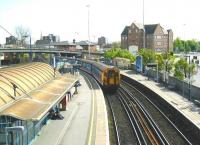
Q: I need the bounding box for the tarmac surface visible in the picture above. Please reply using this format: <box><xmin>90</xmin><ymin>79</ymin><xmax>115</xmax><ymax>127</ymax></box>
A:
<box><xmin>121</xmin><ymin>70</ymin><xmax>200</xmax><ymax>129</ymax></box>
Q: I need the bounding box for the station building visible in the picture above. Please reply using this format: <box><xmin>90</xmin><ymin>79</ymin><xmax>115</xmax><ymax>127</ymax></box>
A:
<box><xmin>0</xmin><ymin>62</ymin><xmax>79</xmax><ymax>145</ymax></box>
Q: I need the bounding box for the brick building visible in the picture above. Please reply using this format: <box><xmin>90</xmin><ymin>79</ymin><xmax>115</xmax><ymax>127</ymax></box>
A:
<box><xmin>121</xmin><ymin>22</ymin><xmax>173</xmax><ymax>53</ymax></box>
<box><xmin>98</xmin><ymin>36</ymin><xmax>107</xmax><ymax>48</ymax></box>
<box><xmin>6</xmin><ymin>36</ymin><xmax>17</xmax><ymax>45</ymax></box>
<box><xmin>36</xmin><ymin>34</ymin><xmax>60</xmax><ymax>47</ymax></box>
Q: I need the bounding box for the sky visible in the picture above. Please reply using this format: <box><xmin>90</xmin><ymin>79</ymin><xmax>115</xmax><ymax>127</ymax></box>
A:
<box><xmin>0</xmin><ymin>0</ymin><xmax>200</xmax><ymax>44</ymax></box>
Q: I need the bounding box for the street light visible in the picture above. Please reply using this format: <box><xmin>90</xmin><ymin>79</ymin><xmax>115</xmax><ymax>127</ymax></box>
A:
<box><xmin>164</xmin><ymin>59</ymin><xmax>169</xmax><ymax>87</ymax></box>
<box><xmin>183</xmin><ymin>24</ymin><xmax>186</xmax><ymax>53</ymax></box>
<box><xmin>23</xmin><ymin>35</ymin><xmax>32</xmax><ymax>62</ymax></box>
<box><xmin>142</xmin><ymin>0</ymin><xmax>145</xmax><ymax>48</ymax></box>
<box><xmin>86</xmin><ymin>4</ymin><xmax>91</xmax><ymax>59</ymax></box>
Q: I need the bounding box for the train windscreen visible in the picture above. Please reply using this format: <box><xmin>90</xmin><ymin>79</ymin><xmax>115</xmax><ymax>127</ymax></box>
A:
<box><xmin>107</xmin><ymin>70</ymin><xmax>115</xmax><ymax>78</ymax></box>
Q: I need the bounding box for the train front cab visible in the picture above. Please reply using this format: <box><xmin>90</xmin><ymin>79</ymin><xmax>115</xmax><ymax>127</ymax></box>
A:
<box><xmin>102</xmin><ymin>68</ymin><xmax>120</xmax><ymax>91</ymax></box>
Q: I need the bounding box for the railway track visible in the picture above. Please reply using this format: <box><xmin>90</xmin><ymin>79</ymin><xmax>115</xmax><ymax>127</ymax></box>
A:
<box><xmin>81</xmin><ymin>70</ymin><xmax>192</xmax><ymax>145</ymax></box>
<box><xmin>106</xmin><ymin>92</ymin><xmax>141</xmax><ymax>145</ymax></box>
<box><xmin>121</xmin><ymin>79</ymin><xmax>192</xmax><ymax>145</ymax></box>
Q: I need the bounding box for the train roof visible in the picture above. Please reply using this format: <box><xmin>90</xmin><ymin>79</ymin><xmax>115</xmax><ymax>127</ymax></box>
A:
<box><xmin>79</xmin><ymin>59</ymin><xmax>117</xmax><ymax>71</ymax></box>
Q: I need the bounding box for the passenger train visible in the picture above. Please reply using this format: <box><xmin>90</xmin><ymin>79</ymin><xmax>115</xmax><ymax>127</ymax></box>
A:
<box><xmin>77</xmin><ymin>59</ymin><xmax>120</xmax><ymax>92</ymax></box>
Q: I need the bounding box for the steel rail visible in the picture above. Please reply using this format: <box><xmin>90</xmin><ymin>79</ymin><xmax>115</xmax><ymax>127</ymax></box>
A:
<box><xmin>106</xmin><ymin>95</ymin><xmax>121</xmax><ymax>145</ymax></box>
<box><xmin>119</xmin><ymin>85</ymin><xmax>169</xmax><ymax>145</ymax></box>
<box><xmin>121</xmin><ymin>79</ymin><xmax>192</xmax><ymax>145</ymax></box>
<box><xmin>118</xmin><ymin>87</ymin><xmax>160</xmax><ymax>145</ymax></box>
<box><xmin>117</xmin><ymin>91</ymin><xmax>147</xmax><ymax>145</ymax></box>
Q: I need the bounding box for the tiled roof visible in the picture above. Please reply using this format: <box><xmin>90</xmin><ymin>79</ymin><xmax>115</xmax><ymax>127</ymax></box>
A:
<box><xmin>144</xmin><ymin>24</ymin><xmax>158</xmax><ymax>34</ymax></box>
<box><xmin>121</xmin><ymin>26</ymin><xmax>130</xmax><ymax>36</ymax></box>
<box><xmin>77</xmin><ymin>40</ymin><xmax>95</xmax><ymax>46</ymax></box>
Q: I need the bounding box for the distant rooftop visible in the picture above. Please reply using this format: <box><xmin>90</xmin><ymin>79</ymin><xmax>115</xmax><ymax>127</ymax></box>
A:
<box><xmin>144</xmin><ymin>24</ymin><xmax>158</xmax><ymax>34</ymax></box>
<box><xmin>77</xmin><ymin>40</ymin><xmax>96</xmax><ymax>46</ymax></box>
<box><xmin>51</xmin><ymin>41</ymin><xmax>75</xmax><ymax>46</ymax></box>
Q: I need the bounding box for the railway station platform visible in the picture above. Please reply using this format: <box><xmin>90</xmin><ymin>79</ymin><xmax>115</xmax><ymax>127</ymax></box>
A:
<box><xmin>31</xmin><ymin>73</ymin><xmax>109</xmax><ymax>145</ymax></box>
<box><xmin>0</xmin><ymin>62</ymin><xmax>80</xmax><ymax>145</ymax></box>
<box><xmin>121</xmin><ymin>70</ymin><xmax>200</xmax><ymax>130</ymax></box>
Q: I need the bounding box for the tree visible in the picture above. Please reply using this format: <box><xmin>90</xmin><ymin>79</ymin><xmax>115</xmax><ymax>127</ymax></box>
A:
<box><xmin>15</xmin><ymin>25</ymin><xmax>30</xmax><ymax>46</ymax></box>
<box><xmin>186</xmin><ymin>39</ymin><xmax>199</xmax><ymax>52</ymax></box>
<box><xmin>166</xmin><ymin>54</ymin><xmax>175</xmax><ymax>73</ymax></box>
<box><xmin>155</xmin><ymin>54</ymin><xmax>164</xmax><ymax>71</ymax></box>
<box><xmin>173</xmin><ymin>38</ymin><xmax>200</xmax><ymax>52</ymax></box>
<box><xmin>138</xmin><ymin>48</ymin><xmax>156</xmax><ymax>68</ymax></box>
<box><xmin>104</xmin><ymin>48</ymin><xmax>135</xmax><ymax>62</ymax></box>
<box><xmin>173</xmin><ymin>38</ymin><xmax>184</xmax><ymax>52</ymax></box>
<box><xmin>174</xmin><ymin>58</ymin><xmax>187</xmax><ymax>80</ymax></box>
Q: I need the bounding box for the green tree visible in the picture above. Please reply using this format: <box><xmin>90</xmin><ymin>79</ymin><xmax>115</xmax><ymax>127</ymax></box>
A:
<box><xmin>174</xmin><ymin>58</ymin><xmax>188</xmax><ymax>80</ymax></box>
<box><xmin>155</xmin><ymin>54</ymin><xmax>164</xmax><ymax>71</ymax></box>
<box><xmin>186</xmin><ymin>39</ymin><xmax>199</xmax><ymax>52</ymax></box>
<box><xmin>138</xmin><ymin>48</ymin><xmax>156</xmax><ymax>68</ymax></box>
<box><xmin>104</xmin><ymin>48</ymin><xmax>135</xmax><ymax>62</ymax></box>
<box><xmin>174</xmin><ymin>38</ymin><xmax>200</xmax><ymax>52</ymax></box>
<box><xmin>173</xmin><ymin>38</ymin><xmax>184</xmax><ymax>52</ymax></box>
<box><xmin>174</xmin><ymin>59</ymin><xmax>186</xmax><ymax>80</ymax></box>
<box><xmin>166</xmin><ymin>54</ymin><xmax>175</xmax><ymax>73</ymax></box>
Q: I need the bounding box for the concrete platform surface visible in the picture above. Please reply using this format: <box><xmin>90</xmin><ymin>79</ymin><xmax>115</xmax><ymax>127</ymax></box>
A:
<box><xmin>121</xmin><ymin>70</ymin><xmax>200</xmax><ymax>129</ymax></box>
<box><xmin>31</xmin><ymin>74</ymin><xmax>109</xmax><ymax>145</ymax></box>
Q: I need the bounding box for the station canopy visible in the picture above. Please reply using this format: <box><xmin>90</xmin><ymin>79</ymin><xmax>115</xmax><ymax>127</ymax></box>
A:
<box><xmin>0</xmin><ymin>62</ymin><xmax>78</xmax><ymax>121</ymax></box>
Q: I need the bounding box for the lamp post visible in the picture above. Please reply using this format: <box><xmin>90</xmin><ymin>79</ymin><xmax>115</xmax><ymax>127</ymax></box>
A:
<box><xmin>142</xmin><ymin>0</ymin><xmax>145</xmax><ymax>48</ymax></box>
<box><xmin>164</xmin><ymin>59</ymin><xmax>169</xmax><ymax>87</ymax></box>
<box><xmin>185</xmin><ymin>55</ymin><xmax>191</xmax><ymax>100</ymax></box>
<box><xmin>189</xmin><ymin>55</ymin><xmax>191</xmax><ymax>101</ymax></box>
<box><xmin>86</xmin><ymin>4</ymin><xmax>91</xmax><ymax>59</ymax></box>
<box><xmin>23</xmin><ymin>35</ymin><xmax>32</xmax><ymax>62</ymax></box>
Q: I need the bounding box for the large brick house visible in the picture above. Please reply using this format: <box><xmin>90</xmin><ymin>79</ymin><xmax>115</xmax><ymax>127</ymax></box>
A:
<box><xmin>121</xmin><ymin>22</ymin><xmax>173</xmax><ymax>53</ymax></box>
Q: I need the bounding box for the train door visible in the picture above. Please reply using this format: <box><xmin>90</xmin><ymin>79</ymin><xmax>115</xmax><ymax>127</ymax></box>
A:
<box><xmin>107</xmin><ymin>69</ymin><xmax>116</xmax><ymax>85</ymax></box>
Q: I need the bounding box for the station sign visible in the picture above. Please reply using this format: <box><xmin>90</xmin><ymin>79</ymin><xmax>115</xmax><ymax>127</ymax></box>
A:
<box><xmin>135</xmin><ymin>55</ymin><xmax>143</xmax><ymax>72</ymax></box>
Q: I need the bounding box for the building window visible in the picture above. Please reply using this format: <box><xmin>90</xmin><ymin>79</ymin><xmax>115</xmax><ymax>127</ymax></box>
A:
<box><xmin>129</xmin><ymin>30</ymin><xmax>132</xmax><ymax>33</ymax></box>
<box><xmin>155</xmin><ymin>35</ymin><xmax>162</xmax><ymax>39</ymax></box>
<box><xmin>157</xmin><ymin>42</ymin><xmax>162</xmax><ymax>46</ymax></box>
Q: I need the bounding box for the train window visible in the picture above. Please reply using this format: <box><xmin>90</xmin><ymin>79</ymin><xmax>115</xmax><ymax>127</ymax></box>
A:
<box><xmin>107</xmin><ymin>70</ymin><xmax>114</xmax><ymax>78</ymax></box>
